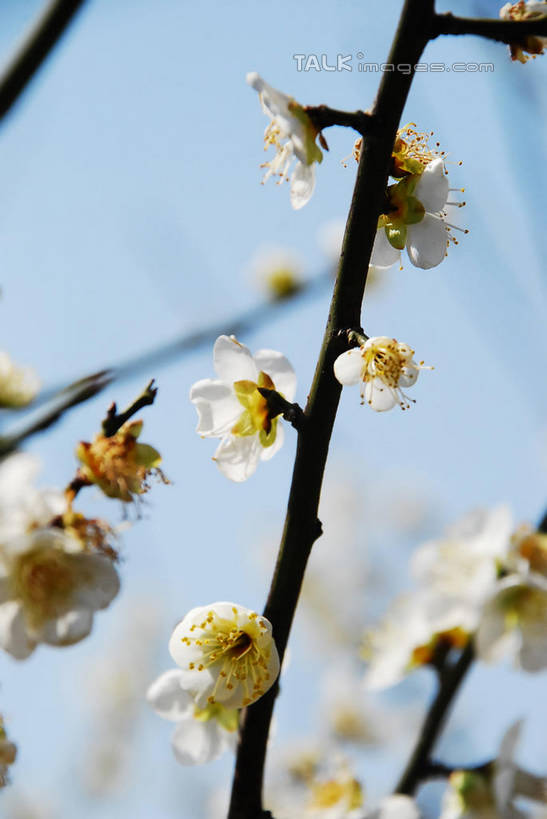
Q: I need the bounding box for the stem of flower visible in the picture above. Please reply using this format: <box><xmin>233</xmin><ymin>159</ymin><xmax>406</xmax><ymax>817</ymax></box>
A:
<box><xmin>304</xmin><ymin>105</ymin><xmax>378</xmax><ymax>137</ymax></box>
<box><xmin>395</xmin><ymin>639</ymin><xmax>475</xmax><ymax>795</ymax></box>
<box><xmin>101</xmin><ymin>380</ymin><xmax>157</xmax><ymax>437</ymax></box>
<box><xmin>227</xmin><ymin>1</ymin><xmax>435</xmax><ymax>816</ymax></box>
<box><xmin>256</xmin><ymin>389</ymin><xmax>306</xmax><ymax>432</ymax></box>
<box><xmin>432</xmin><ymin>12</ymin><xmax>547</xmax><ymax>43</ymax></box>
<box><xmin>0</xmin><ymin>0</ymin><xmax>88</xmax><ymax>123</ymax></box>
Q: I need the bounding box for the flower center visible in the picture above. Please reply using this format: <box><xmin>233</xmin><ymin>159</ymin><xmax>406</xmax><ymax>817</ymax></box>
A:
<box><xmin>232</xmin><ymin>371</ymin><xmax>279</xmax><ymax>447</ymax></box>
<box><xmin>14</xmin><ymin>546</ymin><xmax>76</xmax><ymax>627</ymax></box>
<box><xmin>362</xmin><ymin>341</ymin><xmax>406</xmax><ymax>388</ymax></box>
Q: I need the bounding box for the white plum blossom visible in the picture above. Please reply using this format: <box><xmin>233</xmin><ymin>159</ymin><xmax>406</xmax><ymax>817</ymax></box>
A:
<box><xmin>0</xmin><ymin>453</ymin><xmax>66</xmax><ymax>543</ymax></box>
<box><xmin>247</xmin><ymin>72</ymin><xmax>323</xmax><ymax>210</ymax></box>
<box><xmin>367</xmin><ymin>796</ymin><xmax>421</xmax><ymax>819</ymax></box>
<box><xmin>370</xmin><ymin>158</ymin><xmax>466</xmax><ymax>271</ymax></box>
<box><xmin>440</xmin><ymin>721</ymin><xmax>547</xmax><ymax>818</ymax></box>
<box><xmin>146</xmin><ymin>669</ymin><xmax>238</xmax><ymax>765</ymax></box>
<box><xmin>248</xmin><ymin>244</ymin><xmax>304</xmax><ymax>301</ymax></box>
<box><xmin>334</xmin><ymin>336</ymin><xmax>428</xmax><ymax>412</ymax></box>
<box><xmin>0</xmin><ymin>351</ymin><xmax>40</xmax><ymax>408</ymax></box>
<box><xmin>190</xmin><ymin>334</ymin><xmax>296</xmax><ymax>481</ymax></box>
<box><xmin>0</xmin><ymin>528</ymin><xmax>120</xmax><ymax>659</ymax></box>
<box><xmin>500</xmin><ymin>1</ymin><xmax>547</xmax><ymax>62</ymax></box>
<box><xmin>169</xmin><ymin>601</ymin><xmax>280</xmax><ymax>709</ymax></box>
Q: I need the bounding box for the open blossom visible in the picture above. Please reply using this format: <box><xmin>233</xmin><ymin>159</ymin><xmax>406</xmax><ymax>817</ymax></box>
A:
<box><xmin>370</xmin><ymin>157</ymin><xmax>466</xmax><ymax>271</ymax></box>
<box><xmin>500</xmin><ymin>1</ymin><xmax>547</xmax><ymax>62</ymax></box>
<box><xmin>441</xmin><ymin>721</ymin><xmax>547</xmax><ymax>818</ymax></box>
<box><xmin>147</xmin><ymin>669</ymin><xmax>238</xmax><ymax>765</ymax></box>
<box><xmin>76</xmin><ymin>420</ymin><xmax>163</xmax><ymax>502</ymax></box>
<box><xmin>334</xmin><ymin>336</ymin><xmax>428</xmax><ymax>411</ymax></box>
<box><xmin>0</xmin><ymin>528</ymin><xmax>119</xmax><ymax>659</ymax></box>
<box><xmin>0</xmin><ymin>453</ymin><xmax>66</xmax><ymax>543</ymax></box>
<box><xmin>169</xmin><ymin>602</ymin><xmax>280</xmax><ymax>709</ymax></box>
<box><xmin>0</xmin><ymin>351</ymin><xmax>40</xmax><ymax>408</ymax></box>
<box><xmin>247</xmin><ymin>72</ymin><xmax>323</xmax><ymax>210</ymax></box>
<box><xmin>190</xmin><ymin>335</ymin><xmax>296</xmax><ymax>481</ymax></box>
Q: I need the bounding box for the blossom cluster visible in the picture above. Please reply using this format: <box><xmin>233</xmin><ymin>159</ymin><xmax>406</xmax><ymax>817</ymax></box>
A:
<box><xmin>147</xmin><ymin>601</ymin><xmax>279</xmax><ymax>765</ymax></box>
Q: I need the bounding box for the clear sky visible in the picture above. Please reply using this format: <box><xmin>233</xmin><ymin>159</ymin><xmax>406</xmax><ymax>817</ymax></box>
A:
<box><xmin>0</xmin><ymin>0</ymin><xmax>546</xmax><ymax>817</ymax></box>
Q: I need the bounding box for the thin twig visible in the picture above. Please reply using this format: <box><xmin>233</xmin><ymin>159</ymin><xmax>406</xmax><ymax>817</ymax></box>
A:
<box><xmin>432</xmin><ymin>12</ymin><xmax>547</xmax><ymax>43</ymax></box>
<box><xmin>395</xmin><ymin>640</ymin><xmax>475</xmax><ymax>795</ymax></box>
<box><xmin>257</xmin><ymin>389</ymin><xmax>306</xmax><ymax>432</ymax></box>
<box><xmin>101</xmin><ymin>380</ymin><xmax>157</xmax><ymax>437</ymax></box>
<box><xmin>305</xmin><ymin>105</ymin><xmax>378</xmax><ymax>137</ymax></box>
<box><xmin>0</xmin><ymin>0</ymin><xmax>88</xmax><ymax>122</ymax></box>
<box><xmin>228</xmin><ymin>1</ymin><xmax>436</xmax><ymax>816</ymax></box>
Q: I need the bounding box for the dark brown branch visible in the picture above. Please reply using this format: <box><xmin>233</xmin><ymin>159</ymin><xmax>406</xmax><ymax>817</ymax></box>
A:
<box><xmin>395</xmin><ymin>640</ymin><xmax>475</xmax><ymax>795</ymax></box>
<box><xmin>0</xmin><ymin>0</ymin><xmax>88</xmax><ymax>122</ymax></box>
<box><xmin>305</xmin><ymin>105</ymin><xmax>377</xmax><ymax>137</ymax></box>
<box><xmin>228</xmin><ymin>1</ymin><xmax>436</xmax><ymax>816</ymax></box>
<box><xmin>257</xmin><ymin>389</ymin><xmax>305</xmax><ymax>431</ymax></box>
<box><xmin>432</xmin><ymin>12</ymin><xmax>547</xmax><ymax>43</ymax></box>
<box><xmin>0</xmin><ymin>373</ymin><xmax>109</xmax><ymax>458</ymax></box>
<box><xmin>101</xmin><ymin>380</ymin><xmax>157</xmax><ymax>437</ymax></box>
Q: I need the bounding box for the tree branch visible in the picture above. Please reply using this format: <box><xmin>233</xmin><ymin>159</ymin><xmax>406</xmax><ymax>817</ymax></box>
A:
<box><xmin>0</xmin><ymin>0</ymin><xmax>88</xmax><ymax>122</ymax></box>
<box><xmin>395</xmin><ymin>640</ymin><xmax>475</xmax><ymax>795</ymax></box>
<box><xmin>101</xmin><ymin>379</ymin><xmax>157</xmax><ymax>437</ymax></box>
<box><xmin>432</xmin><ymin>12</ymin><xmax>547</xmax><ymax>44</ymax></box>
<box><xmin>228</xmin><ymin>1</ymin><xmax>436</xmax><ymax>815</ymax></box>
<box><xmin>305</xmin><ymin>105</ymin><xmax>378</xmax><ymax>137</ymax></box>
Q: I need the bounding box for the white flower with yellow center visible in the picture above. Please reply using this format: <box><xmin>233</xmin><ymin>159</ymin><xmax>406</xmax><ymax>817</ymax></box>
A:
<box><xmin>146</xmin><ymin>668</ymin><xmax>238</xmax><ymax>765</ymax></box>
<box><xmin>247</xmin><ymin>72</ymin><xmax>323</xmax><ymax>210</ymax></box>
<box><xmin>190</xmin><ymin>335</ymin><xmax>296</xmax><ymax>481</ymax></box>
<box><xmin>169</xmin><ymin>602</ymin><xmax>280</xmax><ymax>709</ymax></box>
<box><xmin>0</xmin><ymin>352</ymin><xmax>40</xmax><ymax>408</ymax></box>
<box><xmin>500</xmin><ymin>1</ymin><xmax>547</xmax><ymax>62</ymax></box>
<box><xmin>370</xmin><ymin>158</ymin><xmax>467</xmax><ymax>271</ymax></box>
<box><xmin>333</xmin><ymin>336</ymin><xmax>428</xmax><ymax>412</ymax></box>
<box><xmin>0</xmin><ymin>528</ymin><xmax>120</xmax><ymax>659</ymax></box>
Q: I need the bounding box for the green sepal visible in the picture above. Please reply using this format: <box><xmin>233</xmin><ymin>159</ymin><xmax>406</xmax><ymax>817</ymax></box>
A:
<box><xmin>135</xmin><ymin>443</ymin><xmax>162</xmax><ymax>468</ymax></box>
<box><xmin>386</xmin><ymin>224</ymin><xmax>407</xmax><ymax>250</ymax></box>
<box><xmin>405</xmin><ymin>196</ymin><xmax>425</xmax><ymax>224</ymax></box>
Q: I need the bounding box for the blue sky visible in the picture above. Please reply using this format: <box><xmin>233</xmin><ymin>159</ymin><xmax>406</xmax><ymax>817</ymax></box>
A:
<box><xmin>0</xmin><ymin>0</ymin><xmax>546</xmax><ymax>816</ymax></box>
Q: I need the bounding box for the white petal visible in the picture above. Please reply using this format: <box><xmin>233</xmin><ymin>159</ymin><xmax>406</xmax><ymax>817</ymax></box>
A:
<box><xmin>171</xmin><ymin>716</ymin><xmax>227</xmax><ymax>766</ymax></box>
<box><xmin>399</xmin><ymin>364</ymin><xmax>419</xmax><ymax>388</ymax></box>
<box><xmin>146</xmin><ymin>669</ymin><xmax>193</xmax><ymax>721</ymax></box>
<box><xmin>290</xmin><ymin>161</ymin><xmax>315</xmax><ymax>210</ymax></box>
<box><xmin>372</xmin><ymin>795</ymin><xmax>421</xmax><ymax>819</ymax></box>
<box><xmin>414</xmin><ymin>158</ymin><xmax>449</xmax><ymax>213</ymax></box>
<box><xmin>260</xmin><ymin>422</ymin><xmax>284</xmax><ymax>462</ymax></box>
<box><xmin>72</xmin><ymin>554</ymin><xmax>120</xmax><ymax>610</ymax></box>
<box><xmin>40</xmin><ymin>608</ymin><xmax>93</xmax><ymax>646</ymax></box>
<box><xmin>406</xmin><ymin>215</ymin><xmax>448</xmax><ymax>270</ymax></box>
<box><xmin>213</xmin><ymin>435</ymin><xmax>262</xmax><ymax>482</ymax></box>
<box><xmin>253</xmin><ymin>350</ymin><xmax>296</xmax><ymax>401</ymax></box>
<box><xmin>333</xmin><ymin>348</ymin><xmax>364</xmax><ymax>386</ymax></box>
<box><xmin>476</xmin><ymin>600</ymin><xmax>517</xmax><ymax>664</ymax></box>
<box><xmin>213</xmin><ymin>335</ymin><xmax>257</xmax><ymax>383</ymax></box>
<box><xmin>189</xmin><ymin>379</ymin><xmax>241</xmax><ymax>437</ymax></box>
<box><xmin>370</xmin><ymin>228</ymin><xmax>401</xmax><ymax>270</ymax></box>
<box><xmin>364</xmin><ymin>378</ymin><xmax>398</xmax><ymax>412</ymax></box>
<box><xmin>0</xmin><ymin>600</ymin><xmax>35</xmax><ymax>659</ymax></box>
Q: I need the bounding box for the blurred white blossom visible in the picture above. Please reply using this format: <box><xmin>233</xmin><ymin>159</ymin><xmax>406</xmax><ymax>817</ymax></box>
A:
<box><xmin>500</xmin><ymin>1</ymin><xmax>547</xmax><ymax>62</ymax></box>
<box><xmin>0</xmin><ymin>353</ymin><xmax>39</xmax><ymax>408</ymax></box>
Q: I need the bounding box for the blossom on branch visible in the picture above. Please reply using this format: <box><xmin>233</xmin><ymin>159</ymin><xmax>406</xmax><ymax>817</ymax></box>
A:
<box><xmin>168</xmin><ymin>601</ymin><xmax>280</xmax><ymax>709</ymax></box>
<box><xmin>190</xmin><ymin>334</ymin><xmax>296</xmax><ymax>481</ymax></box>
<box><xmin>146</xmin><ymin>669</ymin><xmax>238</xmax><ymax>765</ymax></box>
<box><xmin>247</xmin><ymin>72</ymin><xmax>323</xmax><ymax>210</ymax></box>
<box><xmin>334</xmin><ymin>336</ymin><xmax>429</xmax><ymax>411</ymax></box>
<box><xmin>500</xmin><ymin>1</ymin><xmax>547</xmax><ymax>62</ymax></box>
<box><xmin>0</xmin><ymin>351</ymin><xmax>40</xmax><ymax>408</ymax></box>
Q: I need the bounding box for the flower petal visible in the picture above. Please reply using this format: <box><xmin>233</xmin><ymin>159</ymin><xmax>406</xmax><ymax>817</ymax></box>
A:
<box><xmin>364</xmin><ymin>378</ymin><xmax>399</xmax><ymax>412</ymax></box>
<box><xmin>406</xmin><ymin>214</ymin><xmax>448</xmax><ymax>269</ymax></box>
<box><xmin>189</xmin><ymin>379</ymin><xmax>241</xmax><ymax>437</ymax></box>
<box><xmin>213</xmin><ymin>336</ymin><xmax>257</xmax><ymax>383</ymax></box>
<box><xmin>213</xmin><ymin>435</ymin><xmax>262</xmax><ymax>482</ymax></box>
<box><xmin>146</xmin><ymin>669</ymin><xmax>193</xmax><ymax>721</ymax></box>
<box><xmin>40</xmin><ymin>608</ymin><xmax>93</xmax><ymax>646</ymax></box>
<box><xmin>171</xmin><ymin>716</ymin><xmax>227</xmax><ymax>766</ymax></box>
<box><xmin>414</xmin><ymin>158</ymin><xmax>448</xmax><ymax>213</ymax></box>
<box><xmin>0</xmin><ymin>600</ymin><xmax>35</xmax><ymax>659</ymax></box>
<box><xmin>333</xmin><ymin>348</ymin><xmax>363</xmax><ymax>386</ymax></box>
<box><xmin>72</xmin><ymin>554</ymin><xmax>120</xmax><ymax>610</ymax></box>
<box><xmin>290</xmin><ymin>161</ymin><xmax>315</xmax><ymax>210</ymax></box>
<box><xmin>370</xmin><ymin>228</ymin><xmax>401</xmax><ymax>271</ymax></box>
<box><xmin>253</xmin><ymin>350</ymin><xmax>296</xmax><ymax>401</ymax></box>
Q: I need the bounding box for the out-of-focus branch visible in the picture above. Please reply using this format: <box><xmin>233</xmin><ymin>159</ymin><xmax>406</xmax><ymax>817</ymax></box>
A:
<box><xmin>432</xmin><ymin>12</ymin><xmax>547</xmax><ymax>43</ymax></box>
<box><xmin>395</xmin><ymin>640</ymin><xmax>475</xmax><ymax>795</ymax></box>
<box><xmin>0</xmin><ymin>0</ymin><xmax>88</xmax><ymax>122</ymax></box>
<box><xmin>228</xmin><ymin>1</ymin><xmax>436</xmax><ymax>816</ymax></box>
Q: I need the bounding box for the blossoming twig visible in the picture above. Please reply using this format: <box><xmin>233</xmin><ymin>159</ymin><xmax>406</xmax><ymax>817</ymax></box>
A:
<box><xmin>304</xmin><ymin>105</ymin><xmax>378</xmax><ymax>138</ymax></box>
<box><xmin>101</xmin><ymin>379</ymin><xmax>157</xmax><ymax>438</ymax></box>
<box><xmin>432</xmin><ymin>11</ymin><xmax>547</xmax><ymax>43</ymax></box>
<box><xmin>256</xmin><ymin>388</ymin><xmax>306</xmax><ymax>432</ymax></box>
<box><xmin>0</xmin><ymin>0</ymin><xmax>88</xmax><ymax>122</ymax></box>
